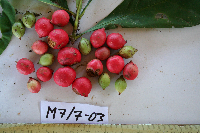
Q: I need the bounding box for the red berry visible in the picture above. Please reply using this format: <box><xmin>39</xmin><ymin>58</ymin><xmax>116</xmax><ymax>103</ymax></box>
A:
<box><xmin>51</xmin><ymin>10</ymin><xmax>70</xmax><ymax>27</ymax></box>
<box><xmin>57</xmin><ymin>47</ymin><xmax>81</xmax><ymax>66</ymax></box>
<box><xmin>106</xmin><ymin>33</ymin><xmax>126</xmax><ymax>50</ymax></box>
<box><xmin>53</xmin><ymin>67</ymin><xmax>76</xmax><ymax>87</ymax></box>
<box><xmin>123</xmin><ymin>61</ymin><xmax>138</xmax><ymax>80</ymax></box>
<box><xmin>86</xmin><ymin>59</ymin><xmax>103</xmax><ymax>77</ymax></box>
<box><xmin>106</xmin><ymin>55</ymin><xmax>124</xmax><ymax>74</ymax></box>
<box><xmin>31</xmin><ymin>40</ymin><xmax>48</xmax><ymax>55</ymax></box>
<box><xmin>72</xmin><ymin>77</ymin><xmax>92</xmax><ymax>97</ymax></box>
<box><xmin>95</xmin><ymin>46</ymin><xmax>110</xmax><ymax>61</ymax></box>
<box><xmin>47</xmin><ymin>29</ymin><xmax>69</xmax><ymax>49</ymax></box>
<box><xmin>16</xmin><ymin>58</ymin><xmax>35</xmax><ymax>75</ymax></box>
<box><xmin>35</xmin><ymin>17</ymin><xmax>54</xmax><ymax>38</ymax></box>
<box><xmin>90</xmin><ymin>28</ymin><xmax>107</xmax><ymax>48</ymax></box>
<box><xmin>27</xmin><ymin>77</ymin><xmax>41</xmax><ymax>93</ymax></box>
<box><xmin>36</xmin><ymin>67</ymin><xmax>53</xmax><ymax>82</ymax></box>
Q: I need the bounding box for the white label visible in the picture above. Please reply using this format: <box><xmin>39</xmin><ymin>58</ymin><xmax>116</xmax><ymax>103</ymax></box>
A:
<box><xmin>40</xmin><ymin>101</ymin><xmax>108</xmax><ymax>124</ymax></box>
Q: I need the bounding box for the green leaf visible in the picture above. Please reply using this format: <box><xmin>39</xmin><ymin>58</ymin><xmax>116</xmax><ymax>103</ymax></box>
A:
<box><xmin>50</xmin><ymin>0</ymin><xmax>69</xmax><ymax>10</ymax></box>
<box><xmin>0</xmin><ymin>0</ymin><xmax>15</xmax><ymax>55</ymax></box>
<box><xmin>83</xmin><ymin>0</ymin><xmax>200</xmax><ymax>33</ymax></box>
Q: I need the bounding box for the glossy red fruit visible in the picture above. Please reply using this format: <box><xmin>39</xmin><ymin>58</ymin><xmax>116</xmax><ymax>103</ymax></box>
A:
<box><xmin>57</xmin><ymin>47</ymin><xmax>81</xmax><ymax>66</ymax></box>
<box><xmin>106</xmin><ymin>33</ymin><xmax>126</xmax><ymax>50</ymax></box>
<box><xmin>123</xmin><ymin>61</ymin><xmax>138</xmax><ymax>80</ymax></box>
<box><xmin>27</xmin><ymin>77</ymin><xmax>41</xmax><ymax>93</ymax></box>
<box><xmin>35</xmin><ymin>17</ymin><xmax>54</xmax><ymax>38</ymax></box>
<box><xmin>51</xmin><ymin>10</ymin><xmax>70</xmax><ymax>27</ymax></box>
<box><xmin>53</xmin><ymin>67</ymin><xmax>76</xmax><ymax>87</ymax></box>
<box><xmin>95</xmin><ymin>46</ymin><xmax>110</xmax><ymax>61</ymax></box>
<box><xmin>90</xmin><ymin>28</ymin><xmax>107</xmax><ymax>48</ymax></box>
<box><xmin>16</xmin><ymin>58</ymin><xmax>35</xmax><ymax>75</ymax></box>
<box><xmin>86</xmin><ymin>59</ymin><xmax>103</xmax><ymax>77</ymax></box>
<box><xmin>72</xmin><ymin>77</ymin><xmax>92</xmax><ymax>97</ymax></box>
<box><xmin>31</xmin><ymin>40</ymin><xmax>48</xmax><ymax>55</ymax></box>
<box><xmin>36</xmin><ymin>67</ymin><xmax>53</xmax><ymax>82</ymax></box>
<box><xmin>106</xmin><ymin>55</ymin><xmax>124</xmax><ymax>74</ymax></box>
<box><xmin>47</xmin><ymin>29</ymin><xmax>69</xmax><ymax>49</ymax></box>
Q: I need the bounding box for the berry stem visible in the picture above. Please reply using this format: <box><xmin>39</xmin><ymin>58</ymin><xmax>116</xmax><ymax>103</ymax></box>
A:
<box><xmin>69</xmin><ymin>0</ymin><xmax>93</xmax><ymax>43</ymax></box>
<box><xmin>70</xmin><ymin>0</ymin><xmax>83</xmax><ymax>44</ymax></box>
<box><xmin>74</xmin><ymin>0</ymin><xmax>82</xmax><ymax>32</ymax></box>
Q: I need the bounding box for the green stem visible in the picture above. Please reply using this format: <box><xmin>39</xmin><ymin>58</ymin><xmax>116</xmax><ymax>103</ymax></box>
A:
<box><xmin>71</xmin><ymin>0</ymin><xmax>94</xmax><ymax>43</ymax></box>
<box><xmin>74</xmin><ymin>0</ymin><xmax>82</xmax><ymax>31</ymax></box>
<box><xmin>75</xmin><ymin>33</ymin><xmax>84</xmax><ymax>40</ymax></box>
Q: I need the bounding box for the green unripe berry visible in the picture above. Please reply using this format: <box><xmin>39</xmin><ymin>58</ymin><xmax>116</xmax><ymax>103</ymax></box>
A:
<box><xmin>115</xmin><ymin>75</ymin><xmax>127</xmax><ymax>95</ymax></box>
<box><xmin>98</xmin><ymin>73</ymin><xmax>110</xmax><ymax>90</ymax></box>
<box><xmin>119</xmin><ymin>46</ymin><xmax>138</xmax><ymax>59</ymax></box>
<box><xmin>22</xmin><ymin>11</ymin><xmax>36</xmax><ymax>28</ymax></box>
<box><xmin>78</xmin><ymin>37</ymin><xmax>91</xmax><ymax>55</ymax></box>
<box><xmin>12</xmin><ymin>19</ymin><xmax>25</xmax><ymax>40</ymax></box>
<box><xmin>39</xmin><ymin>53</ymin><xmax>54</xmax><ymax>66</ymax></box>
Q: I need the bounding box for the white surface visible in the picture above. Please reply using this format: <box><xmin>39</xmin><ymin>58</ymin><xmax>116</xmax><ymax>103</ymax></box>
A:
<box><xmin>0</xmin><ymin>0</ymin><xmax>200</xmax><ymax>124</ymax></box>
<box><xmin>41</xmin><ymin>101</ymin><xmax>108</xmax><ymax>124</ymax></box>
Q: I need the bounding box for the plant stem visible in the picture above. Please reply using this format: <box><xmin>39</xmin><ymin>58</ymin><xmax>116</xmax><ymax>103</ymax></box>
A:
<box><xmin>74</xmin><ymin>0</ymin><xmax>82</xmax><ymax>32</ymax></box>
<box><xmin>70</xmin><ymin>0</ymin><xmax>83</xmax><ymax>44</ymax></box>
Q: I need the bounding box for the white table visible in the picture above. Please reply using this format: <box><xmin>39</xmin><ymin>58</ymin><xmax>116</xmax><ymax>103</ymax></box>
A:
<box><xmin>0</xmin><ymin>0</ymin><xmax>200</xmax><ymax>124</ymax></box>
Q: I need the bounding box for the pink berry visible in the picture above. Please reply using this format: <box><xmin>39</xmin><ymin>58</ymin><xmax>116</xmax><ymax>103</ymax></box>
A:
<box><xmin>27</xmin><ymin>77</ymin><xmax>41</xmax><ymax>93</ymax></box>
<box><xmin>72</xmin><ymin>77</ymin><xmax>92</xmax><ymax>97</ymax></box>
<box><xmin>57</xmin><ymin>47</ymin><xmax>81</xmax><ymax>66</ymax></box>
<box><xmin>95</xmin><ymin>46</ymin><xmax>110</xmax><ymax>61</ymax></box>
<box><xmin>16</xmin><ymin>58</ymin><xmax>35</xmax><ymax>75</ymax></box>
<box><xmin>106</xmin><ymin>33</ymin><xmax>126</xmax><ymax>50</ymax></box>
<box><xmin>47</xmin><ymin>29</ymin><xmax>69</xmax><ymax>49</ymax></box>
<box><xmin>50</xmin><ymin>10</ymin><xmax>70</xmax><ymax>27</ymax></box>
<box><xmin>90</xmin><ymin>28</ymin><xmax>106</xmax><ymax>48</ymax></box>
<box><xmin>123</xmin><ymin>61</ymin><xmax>138</xmax><ymax>80</ymax></box>
<box><xmin>53</xmin><ymin>67</ymin><xmax>76</xmax><ymax>87</ymax></box>
<box><xmin>106</xmin><ymin>55</ymin><xmax>124</xmax><ymax>74</ymax></box>
<box><xmin>86</xmin><ymin>59</ymin><xmax>103</xmax><ymax>77</ymax></box>
<box><xmin>36</xmin><ymin>67</ymin><xmax>53</xmax><ymax>82</ymax></box>
<box><xmin>31</xmin><ymin>40</ymin><xmax>48</xmax><ymax>55</ymax></box>
<box><xmin>35</xmin><ymin>17</ymin><xmax>54</xmax><ymax>38</ymax></box>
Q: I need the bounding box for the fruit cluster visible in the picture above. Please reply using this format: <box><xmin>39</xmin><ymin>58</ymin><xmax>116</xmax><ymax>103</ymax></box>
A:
<box><xmin>14</xmin><ymin>10</ymin><xmax>138</xmax><ymax>97</ymax></box>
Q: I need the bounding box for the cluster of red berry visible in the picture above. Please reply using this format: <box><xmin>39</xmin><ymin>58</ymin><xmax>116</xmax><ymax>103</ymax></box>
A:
<box><xmin>15</xmin><ymin>10</ymin><xmax>138</xmax><ymax>96</ymax></box>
